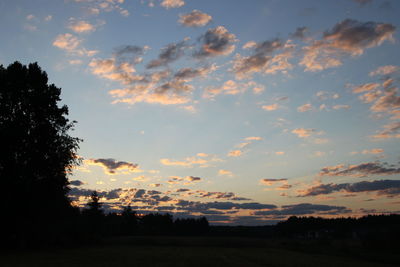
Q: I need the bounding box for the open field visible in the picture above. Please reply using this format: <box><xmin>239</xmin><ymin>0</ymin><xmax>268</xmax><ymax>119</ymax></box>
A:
<box><xmin>2</xmin><ymin>236</ymin><xmax>398</xmax><ymax>267</ymax></box>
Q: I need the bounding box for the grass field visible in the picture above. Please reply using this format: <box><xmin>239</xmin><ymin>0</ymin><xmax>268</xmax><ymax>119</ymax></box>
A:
<box><xmin>2</xmin><ymin>236</ymin><xmax>398</xmax><ymax>267</ymax></box>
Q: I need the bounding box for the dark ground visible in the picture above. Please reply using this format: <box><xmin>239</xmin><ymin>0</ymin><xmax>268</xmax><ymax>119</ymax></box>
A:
<box><xmin>2</xmin><ymin>236</ymin><xmax>399</xmax><ymax>267</ymax></box>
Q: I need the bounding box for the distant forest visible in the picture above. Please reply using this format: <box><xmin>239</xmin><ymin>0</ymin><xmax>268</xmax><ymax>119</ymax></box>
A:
<box><xmin>1</xmin><ymin>61</ymin><xmax>399</xmax><ymax>248</ymax></box>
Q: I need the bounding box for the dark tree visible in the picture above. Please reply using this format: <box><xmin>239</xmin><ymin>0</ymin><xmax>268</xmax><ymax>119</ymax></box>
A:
<box><xmin>84</xmin><ymin>191</ymin><xmax>104</xmax><ymax>217</ymax></box>
<box><xmin>0</xmin><ymin>62</ymin><xmax>81</xmax><ymax>246</ymax></box>
<box><xmin>81</xmin><ymin>191</ymin><xmax>104</xmax><ymax>238</ymax></box>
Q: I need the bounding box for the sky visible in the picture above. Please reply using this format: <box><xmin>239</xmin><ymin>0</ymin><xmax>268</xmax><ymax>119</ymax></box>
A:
<box><xmin>1</xmin><ymin>0</ymin><xmax>400</xmax><ymax>225</ymax></box>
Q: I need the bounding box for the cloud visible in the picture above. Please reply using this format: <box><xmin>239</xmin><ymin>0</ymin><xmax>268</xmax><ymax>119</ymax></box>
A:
<box><xmin>371</xmin><ymin>121</ymin><xmax>400</xmax><ymax>139</ymax></box>
<box><xmin>260</xmin><ymin>178</ymin><xmax>288</xmax><ymax>186</ymax></box>
<box><xmin>196</xmin><ymin>191</ymin><xmax>251</xmax><ymax>201</ymax></box>
<box><xmin>291</xmin><ymin>128</ymin><xmax>316</xmax><ymax>138</ymax></box>
<box><xmin>161</xmin><ymin>158</ymin><xmax>204</xmax><ymax>167</ymax></box>
<box><xmin>228</xmin><ymin>150</ymin><xmax>242</xmax><ymax>157</ymax></box>
<box><xmin>161</xmin><ymin>0</ymin><xmax>185</xmax><ymax>9</ymax></box>
<box><xmin>147</xmin><ymin>41</ymin><xmax>187</xmax><ymax>69</ymax></box>
<box><xmin>85</xmin><ymin>158</ymin><xmax>139</xmax><ymax>175</ymax></box>
<box><xmin>352</xmin><ymin>77</ymin><xmax>399</xmax><ymax>121</ymax></box>
<box><xmin>69</xmin><ymin>180</ymin><xmax>84</xmax><ymax>186</ymax></box>
<box><xmin>352</xmin><ymin>82</ymin><xmax>380</xmax><ymax>93</ymax></box>
<box><xmin>176</xmin><ymin>200</ymin><xmax>277</xmax><ymax>211</ymax></box>
<box><xmin>53</xmin><ymin>33</ymin><xmax>81</xmax><ymax>51</ymax></box>
<box><xmin>262</xmin><ymin>103</ymin><xmax>279</xmax><ymax>111</ymax></box>
<box><xmin>176</xmin><ymin>188</ymin><xmax>190</xmax><ymax>193</ymax></box>
<box><xmin>204</xmin><ymin>80</ymin><xmax>258</xmax><ymax>98</ymax></box>
<box><xmin>369</xmin><ymin>65</ymin><xmax>399</xmax><ymax>76</ymax></box>
<box><xmin>319</xmin><ymin>161</ymin><xmax>400</xmax><ymax>177</ymax></box>
<box><xmin>362</xmin><ymin>148</ymin><xmax>384</xmax><ymax>154</ymax></box>
<box><xmin>218</xmin><ymin>169</ymin><xmax>233</xmax><ymax>176</ymax></box>
<box><xmin>179</xmin><ymin>10</ymin><xmax>212</xmax><ymax>27</ymax></box>
<box><xmin>205</xmin><ymin>80</ymin><xmax>264</xmax><ymax>98</ymax></box>
<box><xmin>254</xmin><ymin>203</ymin><xmax>350</xmax><ymax>216</ymax></box>
<box><xmin>370</xmin><ymin>87</ymin><xmax>400</xmax><ymax>113</ymax></box>
<box><xmin>68</xmin><ymin>59</ymin><xmax>83</xmax><ymax>65</ymax></box>
<box><xmin>73</xmin><ymin>0</ymin><xmax>129</xmax><ymax>17</ymax></box>
<box><xmin>53</xmin><ymin>33</ymin><xmax>98</xmax><ymax>56</ymax></box>
<box><xmin>290</xmin><ymin>27</ymin><xmax>309</xmax><ymax>40</ymax></box>
<box><xmin>68</xmin><ymin>20</ymin><xmax>96</xmax><ymax>33</ymax></box>
<box><xmin>160</xmin><ymin>153</ymin><xmax>221</xmax><ymax>167</ymax></box>
<box><xmin>186</xmin><ymin>176</ymin><xmax>201</xmax><ymax>182</ymax></box>
<box><xmin>332</xmin><ymin>104</ymin><xmax>350</xmax><ymax>110</ymax></box>
<box><xmin>297</xmin><ymin>103</ymin><xmax>313</xmax><ymax>112</ymax></box>
<box><xmin>167</xmin><ymin>176</ymin><xmax>202</xmax><ymax>185</ymax></box>
<box><xmin>89</xmin><ymin>45</ymin><xmax>200</xmax><ymax>106</ymax></box>
<box><xmin>233</xmin><ymin>39</ymin><xmax>294</xmax><ymax>79</ymax></box>
<box><xmin>245</xmin><ymin>136</ymin><xmax>262</xmax><ymax>141</ymax></box>
<box><xmin>300</xmin><ymin>19</ymin><xmax>395</xmax><ymax>71</ymax></box>
<box><xmin>26</xmin><ymin>14</ymin><xmax>35</xmax><ymax>21</ymax></box>
<box><xmin>194</xmin><ymin>26</ymin><xmax>237</xmax><ymax>58</ymax></box>
<box><xmin>242</xmin><ymin>41</ymin><xmax>257</xmax><ymax>49</ymax></box>
<box><xmin>174</xmin><ymin>65</ymin><xmax>217</xmax><ymax>81</ymax></box>
<box><xmin>316</xmin><ymin>91</ymin><xmax>340</xmax><ymax>100</ymax></box>
<box><xmin>298</xmin><ymin>179</ymin><xmax>400</xmax><ymax>198</ymax></box>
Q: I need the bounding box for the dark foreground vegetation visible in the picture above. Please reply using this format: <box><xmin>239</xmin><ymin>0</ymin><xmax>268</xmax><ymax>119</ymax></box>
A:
<box><xmin>2</xmin><ymin>234</ymin><xmax>400</xmax><ymax>267</ymax></box>
<box><xmin>1</xmin><ymin>61</ymin><xmax>399</xmax><ymax>265</ymax></box>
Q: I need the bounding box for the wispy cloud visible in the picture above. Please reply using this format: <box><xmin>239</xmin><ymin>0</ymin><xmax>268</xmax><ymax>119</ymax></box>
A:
<box><xmin>298</xmin><ymin>179</ymin><xmax>400</xmax><ymax>198</ymax></box>
<box><xmin>204</xmin><ymin>80</ymin><xmax>262</xmax><ymax>99</ymax></box>
<box><xmin>291</xmin><ymin>128</ymin><xmax>317</xmax><ymax>138</ymax></box>
<box><xmin>260</xmin><ymin>178</ymin><xmax>288</xmax><ymax>186</ymax></box>
<box><xmin>262</xmin><ymin>103</ymin><xmax>279</xmax><ymax>111</ymax></box>
<box><xmin>233</xmin><ymin>39</ymin><xmax>294</xmax><ymax>79</ymax></box>
<box><xmin>254</xmin><ymin>203</ymin><xmax>350</xmax><ymax>216</ymax></box>
<box><xmin>319</xmin><ymin>161</ymin><xmax>400</xmax><ymax>177</ymax></box>
<box><xmin>73</xmin><ymin>0</ymin><xmax>129</xmax><ymax>17</ymax></box>
<box><xmin>227</xmin><ymin>150</ymin><xmax>242</xmax><ymax>157</ymax></box>
<box><xmin>147</xmin><ymin>40</ymin><xmax>188</xmax><ymax>69</ymax></box>
<box><xmin>297</xmin><ymin>103</ymin><xmax>313</xmax><ymax>112</ymax></box>
<box><xmin>218</xmin><ymin>169</ymin><xmax>233</xmax><ymax>177</ymax></box>
<box><xmin>160</xmin><ymin>153</ymin><xmax>221</xmax><ymax>167</ymax></box>
<box><xmin>371</xmin><ymin>121</ymin><xmax>400</xmax><ymax>139</ymax></box>
<box><xmin>300</xmin><ymin>19</ymin><xmax>395</xmax><ymax>71</ymax></box>
<box><xmin>369</xmin><ymin>65</ymin><xmax>398</xmax><ymax>76</ymax></box>
<box><xmin>53</xmin><ymin>33</ymin><xmax>98</xmax><ymax>56</ymax></box>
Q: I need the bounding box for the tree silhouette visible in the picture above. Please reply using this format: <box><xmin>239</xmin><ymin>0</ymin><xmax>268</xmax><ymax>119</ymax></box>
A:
<box><xmin>120</xmin><ymin>205</ymin><xmax>138</xmax><ymax>234</ymax></box>
<box><xmin>0</xmin><ymin>62</ymin><xmax>81</xmax><ymax>246</ymax></box>
<box><xmin>85</xmin><ymin>191</ymin><xmax>104</xmax><ymax>217</ymax></box>
<box><xmin>81</xmin><ymin>191</ymin><xmax>104</xmax><ymax>238</ymax></box>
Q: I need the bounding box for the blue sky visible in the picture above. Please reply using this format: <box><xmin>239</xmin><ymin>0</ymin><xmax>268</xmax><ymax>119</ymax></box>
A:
<box><xmin>1</xmin><ymin>0</ymin><xmax>400</xmax><ymax>225</ymax></box>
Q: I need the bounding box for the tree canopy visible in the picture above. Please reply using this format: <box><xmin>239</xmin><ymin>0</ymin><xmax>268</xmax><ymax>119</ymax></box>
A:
<box><xmin>0</xmin><ymin>61</ymin><xmax>81</xmax><ymax>245</ymax></box>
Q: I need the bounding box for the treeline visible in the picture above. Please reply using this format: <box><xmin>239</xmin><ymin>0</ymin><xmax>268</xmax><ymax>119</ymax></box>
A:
<box><xmin>6</xmin><ymin>191</ymin><xmax>209</xmax><ymax>248</ymax></box>
<box><xmin>276</xmin><ymin>214</ymin><xmax>400</xmax><ymax>241</ymax></box>
<box><xmin>5</xmin><ymin>191</ymin><xmax>400</xmax><ymax>248</ymax></box>
<box><xmin>82</xmin><ymin>192</ymin><xmax>209</xmax><ymax>237</ymax></box>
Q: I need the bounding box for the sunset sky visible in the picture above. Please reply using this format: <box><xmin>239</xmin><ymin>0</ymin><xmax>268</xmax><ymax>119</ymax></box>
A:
<box><xmin>1</xmin><ymin>0</ymin><xmax>399</xmax><ymax>225</ymax></box>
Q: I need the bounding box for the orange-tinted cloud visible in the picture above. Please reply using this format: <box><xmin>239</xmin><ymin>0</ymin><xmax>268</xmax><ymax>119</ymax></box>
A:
<box><xmin>179</xmin><ymin>10</ymin><xmax>212</xmax><ymax>27</ymax></box>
